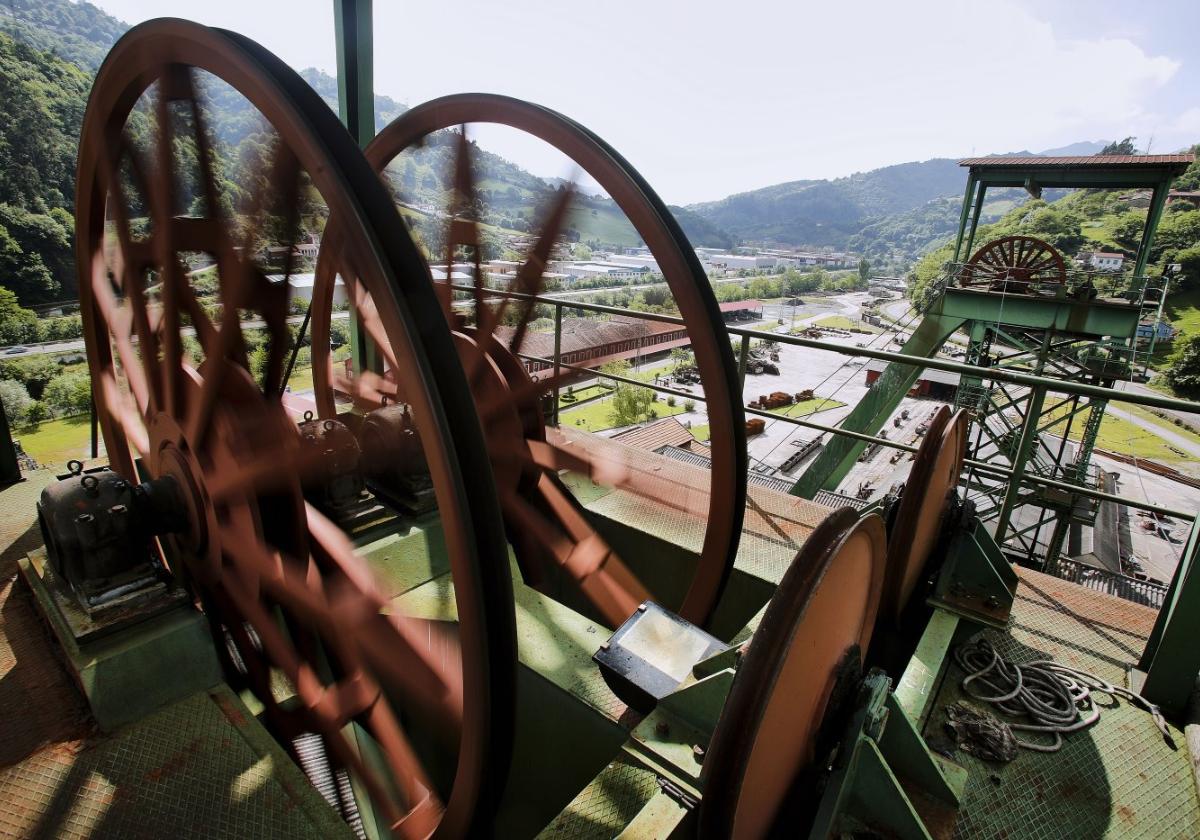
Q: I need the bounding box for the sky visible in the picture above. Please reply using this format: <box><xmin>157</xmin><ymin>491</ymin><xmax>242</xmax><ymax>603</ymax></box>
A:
<box><xmin>90</xmin><ymin>0</ymin><xmax>1200</xmax><ymax>205</ymax></box>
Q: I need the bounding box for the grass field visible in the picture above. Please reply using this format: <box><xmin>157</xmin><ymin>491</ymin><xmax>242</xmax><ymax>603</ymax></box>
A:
<box><xmin>559</xmin><ymin>383</ymin><xmax>611</xmax><ymax>408</ymax></box>
<box><xmin>813</xmin><ymin>315</ymin><xmax>880</xmax><ymax>333</ymax></box>
<box><xmin>1041</xmin><ymin>402</ymin><xmax>1190</xmax><ymax>461</ymax></box>
<box><xmin>1164</xmin><ymin>288</ymin><xmax>1200</xmax><ymax>340</ymax></box>
<box><xmin>691</xmin><ymin>423</ymin><xmax>710</xmax><ymax>442</ymax></box>
<box><xmin>558</xmin><ymin>393</ymin><xmax>686</xmax><ymax>433</ymax></box>
<box><xmin>13</xmin><ymin>415</ymin><xmax>94</xmax><ymax>470</ymax></box>
<box><xmin>765</xmin><ymin>397</ymin><xmax>846</xmax><ymax>418</ymax></box>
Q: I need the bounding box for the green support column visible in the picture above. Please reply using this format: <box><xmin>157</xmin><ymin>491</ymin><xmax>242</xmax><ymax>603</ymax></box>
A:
<box><xmin>1138</xmin><ymin>518</ymin><xmax>1200</xmax><ymax>715</ymax></box>
<box><xmin>334</xmin><ymin>0</ymin><xmax>374</xmax><ymax>148</ymax></box>
<box><xmin>791</xmin><ymin>308</ymin><xmax>966</xmax><ymax>498</ymax></box>
<box><xmin>962</xmin><ymin>184</ymin><xmax>988</xmax><ymax>262</ymax></box>
<box><xmin>0</xmin><ymin>390</ymin><xmax>21</xmax><ymax>485</ymax></box>
<box><xmin>952</xmin><ymin>175</ymin><xmax>977</xmax><ymax>263</ymax></box>
<box><xmin>334</xmin><ymin>0</ymin><xmax>377</xmax><ymax>376</ymax></box>
<box><xmin>1134</xmin><ymin>178</ymin><xmax>1173</xmax><ymax>279</ymax></box>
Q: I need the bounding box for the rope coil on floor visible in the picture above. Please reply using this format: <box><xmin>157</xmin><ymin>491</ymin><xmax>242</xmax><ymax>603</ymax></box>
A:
<box><xmin>953</xmin><ymin>637</ymin><xmax>1173</xmax><ymax>753</ymax></box>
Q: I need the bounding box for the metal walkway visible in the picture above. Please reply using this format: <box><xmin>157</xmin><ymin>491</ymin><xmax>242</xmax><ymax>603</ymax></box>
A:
<box><xmin>0</xmin><ymin>472</ymin><xmax>351</xmax><ymax>839</ymax></box>
<box><xmin>925</xmin><ymin>567</ymin><xmax>1200</xmax><ymax>839</ymax></box>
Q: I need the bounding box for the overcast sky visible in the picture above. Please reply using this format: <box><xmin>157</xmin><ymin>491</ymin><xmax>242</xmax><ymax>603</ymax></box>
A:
<box><xmin>91</xmin><ymin>0</ymin><xmax>1199</xmax><ymax>205</ymax></box>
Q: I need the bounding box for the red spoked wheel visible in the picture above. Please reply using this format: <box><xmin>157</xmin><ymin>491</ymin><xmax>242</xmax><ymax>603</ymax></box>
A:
<box><xmin>75</xmin><ymin>20</ymin><xmax>515</xmax><ymax>838</ymax></box>
<box><xmin>960</xmin><ymin>235</ymin><xmax>1067</xmax><ymax>292</ymax></box>
<box><xmin>698</xmin><ymin>508</ymin><xmax>887</xmax><ymax>838</ymax></box>
<box><xmin>312</xmin><ymin>94</ymin><xmax>747</xmax><ymax>630</ymax></box>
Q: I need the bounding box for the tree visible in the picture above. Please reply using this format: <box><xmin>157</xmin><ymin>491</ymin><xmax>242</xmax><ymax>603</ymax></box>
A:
<box><xmin>0</xmin><ymin>286</ymin><xmax>37</xmax><ymax>344</ymax></box>
<box><xmin>1098</xmin><ymin>137</ymin><xmax>1137</xmax><ymax>156</ymax></box>
<box><xmin>0</xmin><ymin>378</ymin><xmax>34</xmax><ymax>426</ymax></box>
<box><xmin>669</xmin><ymin>347</ymin><xmax>693</xmax><ymax>371</ymax></box>
<box><xmin>43</xmin><ymin>370</ymin><xmax>92</xmax><ymax>416</ymax></box>
<box><xmin>1174</xmin><ymin>245</ymin><xmax>1200</xmax><ymax>292</ymax></box>
<box><xmin>609</xmin><ymin>381</ymin><xmax>654</xmax><ymax>426</ymax></box>
<box><xmin>1165</xmin><ymin>334</ymin><xmax>1200</xmax><ymax>399</ymax></box>
<box><xmin>858</xmin><ymin>258</ymin><xmax>871</xmax><ymax>287</ymax></box>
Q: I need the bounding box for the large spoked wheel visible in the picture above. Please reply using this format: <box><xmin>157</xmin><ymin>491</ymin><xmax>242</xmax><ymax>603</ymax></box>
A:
<box><xmin>881</xmin><ymin>407</ymin><xmax>968</xmax><ymax>622</ymax></box>
<box><xmin>313</xmin><ymin>94</ymin><xmax>747</xmax><ymax>630</ymax></box>
<box><xmin>76</xmin><ymin>20</ymin><xmax>514</xmax><ymax>837</ymax></box>
<box><xmin>698</xmin><ymin>508</ymin><xmax>886</xmax><ymax>838</ymax></box>
<box><xmin>959</xmin><ymin>235</ymin><xmax>1066</xmax><ymax>292</ymax></box>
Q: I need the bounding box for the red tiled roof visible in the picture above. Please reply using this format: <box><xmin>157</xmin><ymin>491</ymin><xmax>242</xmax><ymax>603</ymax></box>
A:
<box><xmin>610</xmin><ymin>416</ymin><xmax>696</xmax><ymax>451</ymax></box>
<box><xmin>495</xmin><ymin>316</ymin><xmax>684</xmax><ymax>359</ymax></box>
<box><xmin>959</xmin><ymin>155</ymin><xmax>1193</xmax><ymax>167</ymax></box>
<box><xmin>718</xmin><ymin>299</ymin><xmax>762</xmax><ymax>312</ymax></box>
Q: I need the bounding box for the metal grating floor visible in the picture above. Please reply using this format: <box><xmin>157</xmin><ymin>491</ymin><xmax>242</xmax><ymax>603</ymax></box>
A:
<box><xmin>535</xmin><ymin>756</ymin><xmax>660</xmax><ymax>839</ymax></box>
<box><xmin>0</xmin><ymin>687</ymin><xmax>350</xmax><ymax>839</ymax></box>
<box><xmin>925</xmin><ymin>567</ymin><xmax>1200</xmax><ymax>839</ymax></box>
<box><xmin>0</xmin><ymin>472</ymin><xmax>351</xmax><ymax>839</ymax></box>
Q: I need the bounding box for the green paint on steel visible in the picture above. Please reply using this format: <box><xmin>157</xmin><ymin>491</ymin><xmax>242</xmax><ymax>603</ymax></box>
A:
<box><xmin>1138</xmin><ymin>517</ymin><xmax>1200</xmax><ymax>715</ymax></box>
<box><xmin>791</xmin><ymin>308</ymin><xmax>966</xmax><ymax>497</ymax></box>
<box><xmin>924</xmin><ymin>573</ymin><xmax>1200</xmax><ymax>839</ymax></box>
<box><xmin>18</xmin><ymin>549</ymin><xmax>223</xmax><ymax>733</ymax></box>
<box><xmin>535</xmin><ymin>755</ymin><xmax>665</xmax><ymax>839</ymax></box>
<box><xmin>894</xmin><ymin>609</ymin><xmax>961</xmax><ymax>728</ymax></box>
<box><xmin>333</xmin><ymin>0</ymin><xmax>374</xmax><ymax>149</ymax></box>
<box><xmin>0</xmin><ymin>387</ymin><xmax>19</xmax><ymax>484</ymax></box>
<box><xmin>938</xmin><ymin>288</ymin><xmax>1143</xmax><ymax>339</ymax></box>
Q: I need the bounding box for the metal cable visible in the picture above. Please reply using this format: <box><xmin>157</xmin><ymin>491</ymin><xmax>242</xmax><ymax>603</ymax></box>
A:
<box><xmin>954</xmin><ymin>637</ymin><xmax>1173</xmax><ymax>753</ymax></box>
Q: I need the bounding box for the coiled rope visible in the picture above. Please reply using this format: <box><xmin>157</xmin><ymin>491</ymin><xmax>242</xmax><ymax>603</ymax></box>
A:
<box><xmin>953</xmin><ymin>637</ymin><xmax>1173</xmax><ymax>753</ymax></box>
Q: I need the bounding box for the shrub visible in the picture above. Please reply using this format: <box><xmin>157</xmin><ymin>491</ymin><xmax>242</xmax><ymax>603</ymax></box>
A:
<box><xmin>0</xmin><ymin>379</ymin><xmax>35</xmax><ymax>426</ymax></box>
<box><xmin>43</xmin><ymin>370</ymin><xmax>93</xmax><ymax>417</ymax></box>
<box><xmin>684</xmin><ymin>399</ymin><xmax>696</xmax><ymax>412</ymax></box>
<box><xmin>666</xmin><ymin>395</ymin><xmax>676</xmax><ymax>407</ymax></box>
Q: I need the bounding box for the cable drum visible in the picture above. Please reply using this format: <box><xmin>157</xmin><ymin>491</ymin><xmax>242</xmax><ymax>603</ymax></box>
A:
<box><xmin>953</xmin><ymin>637</ymin><xmax>1173</xmax><ymax>753</ymax></box>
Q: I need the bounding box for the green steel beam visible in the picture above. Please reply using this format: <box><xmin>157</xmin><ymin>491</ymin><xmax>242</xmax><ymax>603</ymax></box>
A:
<box><xmin>952</xmin><ymin>174</ymin><xmax>977</xmax><ymax>262</ymax></box>
<box><xmin>333</xmin><ymin>0</ymin><xmax>377</xmax><ymax>375</ymax></box>
<box><xmin>938</xmin><ymin>289</ymin><xmax>1142</xmax><ymax>339</ymax></box>
<box><xmin>1137</xmin><ymin>517</ymin><xmax>1200</xmax><ymax>716</ymax></box>
<box><xmin>962</xmin><ymin>183</ymin><xmax>987</xmax><ymax>261</ymax></box>
<box><xmin>965</xmin><ymin>164</ymin><xmax>1190</xmax><ymax>190</ymax></box>
<box><xmin>333</xmin><ymin>0</ymin><xmax>375</xmax><ymax>148</ymax></box>
<box><xmin>791</xmin><ymin>307</ymin><xmax>966</xmax><ymax>498</ymax></box>
<box><xmin>0</xmin><ymin>388</ymin><xmax>19</xmax><ymax>484</ymax></box>
<box><xmin>1135</xmin><ymin>178</ymin><xmax>1173</xmax><ymax>277</ymax></box>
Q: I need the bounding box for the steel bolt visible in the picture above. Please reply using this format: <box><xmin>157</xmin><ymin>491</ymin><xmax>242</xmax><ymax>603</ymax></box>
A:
<box><xmin>655</xmin><ymin>721</ymin><xmax>670</xmax><ymax>737</ymax></box>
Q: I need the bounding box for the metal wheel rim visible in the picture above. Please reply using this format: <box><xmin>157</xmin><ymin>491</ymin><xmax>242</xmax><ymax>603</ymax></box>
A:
<box><xmin>75</xmin><ymin>20</ymin><xmax>515</xmax><ymax>837</ymax></box>
<box><xmin>698</xmin><ymin>508</ymin><xmax>886</xmax><ymax>838</ymax></box>
<box><xmin>313</xmin><ymin>93</ymin><xmax>746</xmax><ymax>628</ymax></box>
<box><xmin>881</xmin><ymin>406</ymin><xmax>967</xmax><ymax>621</ymax></box>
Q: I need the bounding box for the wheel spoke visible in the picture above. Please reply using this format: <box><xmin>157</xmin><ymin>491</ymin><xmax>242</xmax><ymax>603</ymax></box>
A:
<box><xmin>96</xmin><ymin>367</ymin><xmax>149</xmax><ymax>455</ymax></box>
<box><xmin>506</xmin><ymin>473</ymin><xmax>648</xmax><ymax>627</ymax></box>
<box><xmin>497</xmin><ymin>183</ymin><xmax>576</xmax><ymax>357</ymax></box>
<box><xmin>89</xmin><ymin>261</ymin><xmax>152</xmax><ymax>414</ymax></box>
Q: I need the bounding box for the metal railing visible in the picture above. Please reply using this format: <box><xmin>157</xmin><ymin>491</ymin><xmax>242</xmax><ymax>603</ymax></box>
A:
<box><xmin>450</xmin><ymin>281</ymin><xmax>1200</xmax><ymax>527</ymax></box>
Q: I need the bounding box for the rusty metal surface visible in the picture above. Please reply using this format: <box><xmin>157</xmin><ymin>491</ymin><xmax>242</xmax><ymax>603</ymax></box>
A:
<box><xmin>74</xmin><ymin>21</ymin><xmax>520</xmax><ymax>836</ymax></box>
<box><xmin>558</xmin><ymin>428</ymin><xmax>832</xmax><ymax>585</ymax></box>
<box><xmin>314</xmin><ymin>93</ymin><xmax>748</xmax><ymax>630</ymax></box>
<box><xmin>0</xmin><ymin>472</ymin><xmax>92</xmax><ymax>770</ymax></box>
<box><xmin>0</xmin><ymin>688</ymin><xmax>350</xmax><ymax>839</ymax></box>
<box><xmin>700</xmin><ymin>510</ymin><xmax>888</xmax><ymax>838</ymax></box>
<box><xmin>925</xmin><ymin>567</ymin><xmax>1200</xmax><ymax>839</ymax></box>
<box><xmin>961</xmin><ymin>236</ymin><xmax>1068</xmax><ymax>291</ymax></box>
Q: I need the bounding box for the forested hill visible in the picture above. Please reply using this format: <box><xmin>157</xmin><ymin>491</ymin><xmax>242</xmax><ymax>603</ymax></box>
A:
<box><xmin>686</xmin><ymin>158</ymin><xmax>966</xmax><ymax>248</ymax></box>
